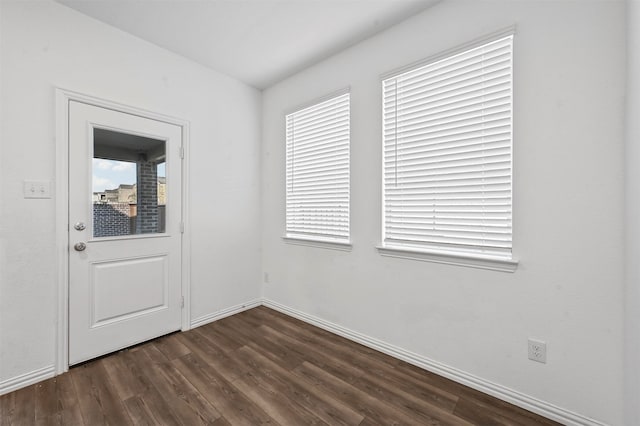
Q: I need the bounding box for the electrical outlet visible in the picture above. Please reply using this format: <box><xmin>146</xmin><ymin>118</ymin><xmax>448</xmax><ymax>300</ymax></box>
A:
<box><xmin>528</xmin><ymin>339</ymin><xmax>547</xmax><ymax>363</ymax></box>
<box><xmin>264</xmin><ymin>272</ymin><xmax>270</xmax><ymax>283</ymax></box>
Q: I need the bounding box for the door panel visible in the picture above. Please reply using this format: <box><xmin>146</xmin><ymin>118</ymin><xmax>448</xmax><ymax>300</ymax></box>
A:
<box><xmin>68</xmin><ymin>101</ymin><xmax>182</xmax><ymax>365</ymax></box>
<box><xmin>90</xmin><ymin>255</ymin><xmax>168</xmax><ymax>326</ymax></box>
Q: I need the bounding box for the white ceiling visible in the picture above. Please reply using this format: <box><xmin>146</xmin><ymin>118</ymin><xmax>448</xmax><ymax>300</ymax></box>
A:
<box><xmin>56</xmin><ymin>0</ymin><xmax>438</xmax><ymax>89</ymax></box>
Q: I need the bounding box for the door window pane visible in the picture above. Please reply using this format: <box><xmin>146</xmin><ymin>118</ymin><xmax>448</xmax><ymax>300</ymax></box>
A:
<box><xmin>92</xmin><ymin>128</ymin><xmax>167</xmax><ymax>237</ymax></box>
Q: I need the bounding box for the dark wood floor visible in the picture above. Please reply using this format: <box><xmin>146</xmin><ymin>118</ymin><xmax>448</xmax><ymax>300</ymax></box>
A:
<box><xmin>0</xmin><ymin>306</ymin><xmax>560</xmax><ymax>425</ymax></box>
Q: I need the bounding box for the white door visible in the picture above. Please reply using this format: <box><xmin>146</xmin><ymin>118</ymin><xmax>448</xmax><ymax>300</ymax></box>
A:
<box><xmin>68</xmin><ymin>100</ymin><xmax>183</xmax><ymax>365</ymax></box>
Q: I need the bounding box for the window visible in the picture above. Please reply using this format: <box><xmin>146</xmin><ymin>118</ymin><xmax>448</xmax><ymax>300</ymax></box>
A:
<box><xmin>285</xmin><ymin>91</ymin><xmax>350</xmax><ymax>245</ymax></box>
<box><xmin>382</xmin><ymin>35</ymin><xmax>513</xmax><ymax>260</ymax></box>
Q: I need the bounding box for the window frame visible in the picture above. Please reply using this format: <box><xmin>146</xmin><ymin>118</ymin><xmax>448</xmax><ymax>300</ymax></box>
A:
<box><xmin>283</xmin><ymin>89</ymin><xmax>352</xmax><ymax>250</ymax></box>
<box><xmin>377</xmin><ymin>29</ymin><xmax>518</xmax><ymax>272</ymax></box>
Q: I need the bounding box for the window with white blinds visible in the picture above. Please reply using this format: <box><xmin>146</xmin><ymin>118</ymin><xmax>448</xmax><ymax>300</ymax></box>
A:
<box><xmin>286</xmin><ymin>92</ymin><xmax>350</xmax><ymax>243</ymax></box>
<box><xmin>382</xmin><ymin>35</ymin><xmax>513</xmax><ymax>258</ymax></box>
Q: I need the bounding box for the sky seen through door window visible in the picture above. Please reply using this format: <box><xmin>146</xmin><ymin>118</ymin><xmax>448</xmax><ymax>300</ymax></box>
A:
<box><xmin>92</xmin><ymin>159</ymin><xmax>166</xmax><ymax>192</ymax></box>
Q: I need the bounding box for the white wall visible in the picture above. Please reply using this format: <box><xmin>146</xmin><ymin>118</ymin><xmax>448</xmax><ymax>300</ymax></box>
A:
<box><xmin>262</xmin><ymin>1</ymin><xmax>625</xmax><ymax>424</ymax></box>
<box><xmin>0</xmin><ymin>0</ymin><xmax>261</xmax><ymax>385</ymax></box>
<box><xmin>625</xmin><ymin>1</ymin><xmax>640</xmax><ymax>424</ymax></box>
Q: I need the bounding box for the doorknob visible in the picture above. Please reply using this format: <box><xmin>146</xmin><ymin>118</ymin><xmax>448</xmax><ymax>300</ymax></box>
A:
<box><xmin>74</xmin><ymin>222</ymin><xmax>86</xmax><ymax>231</ymax></box>
<box><xmin>74</xmin><ymin>242</ymin><xmax>87</xmax><ymax>251</ymax></box>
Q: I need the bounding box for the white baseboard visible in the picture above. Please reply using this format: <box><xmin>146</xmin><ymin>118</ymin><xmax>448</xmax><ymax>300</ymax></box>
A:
<box><xmin>262</xmin><ymin>298</ymin><xmax>606</xmax><ymax>426</ymax></box>
<box><xmin>190</xmin><ymin>298</ymin><xmax>262</xmax><ymax>329</ymax></box>
<box><xmin>0</xmin><ymin>365</ymin><xmax>55</xmax><ymax>396</ymax></box>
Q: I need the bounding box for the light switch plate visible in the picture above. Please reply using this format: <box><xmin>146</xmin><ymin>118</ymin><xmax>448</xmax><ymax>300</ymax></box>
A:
<box><xmin>24</xmin><ymin>180</ymin><xmax>52</xmax><ymax>199</ymax></box>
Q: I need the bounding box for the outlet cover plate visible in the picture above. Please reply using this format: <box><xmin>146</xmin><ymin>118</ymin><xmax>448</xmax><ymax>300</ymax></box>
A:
<box><xmin>528</xmin><ymin>338</ymin><xmax>547</xmax><ymax>363</ymax></box>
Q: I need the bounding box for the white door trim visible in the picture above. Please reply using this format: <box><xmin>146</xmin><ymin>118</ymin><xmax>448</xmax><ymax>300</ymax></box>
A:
<box><xmin>54</xmin><ymin>88</ymin><xmax>191</xmax><ymax>375</ymax></box>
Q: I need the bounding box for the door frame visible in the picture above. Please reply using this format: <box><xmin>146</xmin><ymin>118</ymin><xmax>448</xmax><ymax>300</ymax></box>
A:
<box><xmin>54</xmin><ymin>88</ymin><xmax>191</xmax><ymax>375</ymax></box>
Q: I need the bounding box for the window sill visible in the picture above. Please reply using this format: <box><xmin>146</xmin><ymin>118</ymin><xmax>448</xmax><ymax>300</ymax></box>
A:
<box><xmin>376</xmin><ymin>245</ymin><xmax>518</xmax><ymax>273</ymax></box>
<box><xmin>282</xmin><ymin>236</ymin><xmax>352</xmax><ymax>252</ymax></box>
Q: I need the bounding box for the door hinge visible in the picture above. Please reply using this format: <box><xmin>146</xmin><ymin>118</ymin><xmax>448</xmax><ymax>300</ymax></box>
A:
<box><xmin>179</xmin><ymin>146</ymin><xmax>184</xmax><ymax>159</ymax></box>
<box><xmin>181</xmin><ymin>296</ymin><xmax>185</xmax><ymax>308</ymax></box>
<box><xmin>179</xmin><ymin>222</ymin><xmax>185</xmax><ymax>233</ymax></box>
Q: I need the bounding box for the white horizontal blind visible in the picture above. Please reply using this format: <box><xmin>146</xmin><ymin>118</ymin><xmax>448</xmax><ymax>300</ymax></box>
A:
<box><xmin>286</xmin><ymin>92</ymin><xmax>350</xmax><ymax>242</ymax></box>
<box><xmin>382</xmin><ymin>35</ymin><xmax>513</xmax><ymax>257</ymax></box>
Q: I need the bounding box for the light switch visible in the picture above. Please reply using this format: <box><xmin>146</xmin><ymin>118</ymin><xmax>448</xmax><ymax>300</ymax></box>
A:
<box><xmin>23</xmin><ymin>180</ymin><xmax>52</xmax><ymax>199</ymax></box>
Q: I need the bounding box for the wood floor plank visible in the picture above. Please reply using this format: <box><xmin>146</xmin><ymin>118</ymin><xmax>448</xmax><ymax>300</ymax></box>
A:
<box><xmin>34</xmin><ymin>411</ymin><xmax>79</xmax><ymax>426</ymax></box>
<box><xmin>223</xmin><ymin>315</ymin><xmax>307</xmax><ymax>371</ymax></box>
<box><xmin>232</xmin><ymin>368</ymin><xmax>328</xmax><ymax>425</ymax></box>
<box><xmin>101</xmin><ymin>351</ymin><xmax>148</xmax><ymax>400</ymax></box>
<box><xmin>140</xmin><ymin>341</ymin><xmax>172</xmax><ymax>364</ymax></box>
<box><xmin>176</xmin><ymin>328</ymin><xmax>253</xmax><ymax>383</ymax></box>
<box><xmin>349</xmin><ymin>371</ymin><xmax>472</xmax><ymax>426</ymax></box>
<box><xmin>133</xmin><ymin>389</ymin><xmax>182</xmax><ymax>425</ymax></box>
<box><xmin>70</xmin><ymin>361</ymin><xmax>133</xmax><ymax>425</ymax></box>
<box><xmin>254</xmin><ymin>307</ymin><xmax>532</xmax><ymax>423</ymax></box>
<box><xmin>255</xmin><ymin>324</ymin><xmax>367</xmax><ymax>385</ymax></box>
<box><xmin>293</xmin><ymin>360</ymin><xmax>426</xmax><ymax>426</ymax></box>
<box><xmin>252</xmin><ymin>306</ymin><xmax>403</xmax><ymax>370</ymax></box>
<box><xmin>359</xmin><ymin>357</ymin><xmax>460</xmax><ymax>413</ymax></box>
<box><xmin>132</xmin><ymin>361</ymin><xmax>199</xmax><ymax>425</ymax></box>
<box><xmin>31</xmin><ymin>374</ymin><xmax>84</xmax><ymax>426</ymax></box>
<box><xmin>0</xmin><ymin>306</ymin><xmax>560</xmax><ymax>426</ymax></box>
<box><xmin>133</xmin><ymin>346</ymin><xmax>222</xmax><ymax>425</ymax></box>
<box><xmin>172</xmin><ymin>352</ymin><xmax>276</xmax><ymax>426</ymax></box>
<box><xmin>153</xmin><ymin>333</ymin><xmax>192</xmax><ymax>360</ymax></box>
<box><xmin>0</xmin><ymin>386</ymin><xmax>35</xmax><ymax>426</ymax></box>
<box><xmin>14</xmin><ymin>386</ymin><xmax>36</xmax><ymax>425</ymax></box>
<box><xmin>210</xmin><ymin>315</ymin><xmax>307</xmax><ymax>372</ymax></box>
<box><xmin>393</xmin><ymin>358</ymin><xmax>470</xmax><ymax>393</ymax></box>
<box><xmin>0</xmin><ymin>394</ymin><xmax>10</xmax><ymax>424</ymax></box>
<box><xmin>34</xmin><ymin>378</ymin><xmax>59</xmax><ymax>420</ymax></box>
<box><xmin>211</xmin><ymin>416</ymin><xmax>233</xmax><ymax>425</ymax></box>
<box><xmin>45</xmin><ymin>372</ymin><xmax>84</xmax><ymax>426</ymax></box>
<box><xmin>153</xmin><ymin>356</ymin><xmax>223</xmax><ymax>422</ymax></box>
<box><xmin>55</xmin><ymin>372</ymin><xmax>83</xmax><ymax>412</ymax></box>
<box><xmin>233</xmin><ymin>309</ymin><xmax>268</xmax><ymax>328</ymax></box>
<box><xmin>259</xmin><ymin>321</ymin><xmax>461</xmax><ymax>414</ymax></box>
<box><xmin>454</xmin><ymin>389</ymin><xmax>559</xmax><ymax>426</ymax></box>
<box><xmin>196</xmin><ymin>321</ymin><xmax>246</xmax><ymax>352</ymax></box>
<box><xmin>235</xmin><ymin>345</ymin><xmax>365</xmax><ymax>425</ymax></box>
<box><xmin>123</xmin><ymin>395</ymin><xmax>161</xmax><ymax>426</ymax></box>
